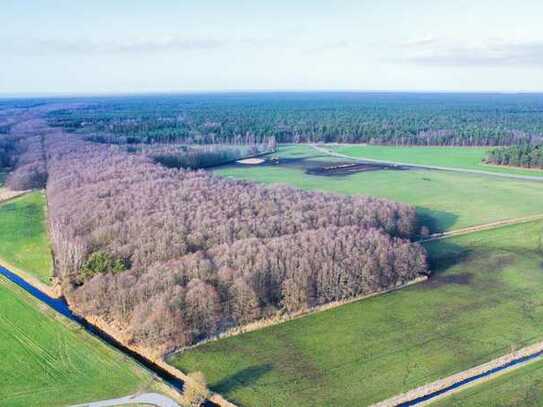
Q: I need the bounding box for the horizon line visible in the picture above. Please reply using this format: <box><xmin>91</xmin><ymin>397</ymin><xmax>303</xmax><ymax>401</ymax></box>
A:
<box><xmin>2</xmin><ymin>89</ymin><xmax>543</xmax><ymax>100</ymax></box>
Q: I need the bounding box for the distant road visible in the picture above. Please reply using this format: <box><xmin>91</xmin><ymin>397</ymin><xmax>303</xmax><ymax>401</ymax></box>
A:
<box><xmin>310</xmin><ymin>144</ymin><xmax>543</xmax><ymax>182</ymax></box>
<box><xmin>71</xmin><ymin>392</ymin><xmax>180</xmax><ymax>407</ymax></box>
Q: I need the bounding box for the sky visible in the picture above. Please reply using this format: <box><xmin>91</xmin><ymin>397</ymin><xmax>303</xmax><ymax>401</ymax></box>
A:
<box><xmin>2</xmin><ymin>0</ymin><xmax>543</xmax><ymax>94</ymax></box>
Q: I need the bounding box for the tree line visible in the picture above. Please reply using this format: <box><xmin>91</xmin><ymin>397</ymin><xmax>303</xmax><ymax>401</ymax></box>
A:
<box><xmin>486</xmin><ymin>144</ymin><xmax>543</xmax><ymax>169</ymax></box>
<box><xmin>145</xmin><ymin>140</ymin><xmax>275</xmax><ymax>169</ymax></box>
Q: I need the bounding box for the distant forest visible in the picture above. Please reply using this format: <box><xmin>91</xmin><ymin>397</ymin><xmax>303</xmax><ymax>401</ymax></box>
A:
<box><xmin>46</xmin><ymin>93</ymin><xmax>543</xmax><ymax>146</ymax></box>
<box><xmin>486</xmin><ymin>144</ymin><xmax>543</xmax><ymax>169</ymax></box>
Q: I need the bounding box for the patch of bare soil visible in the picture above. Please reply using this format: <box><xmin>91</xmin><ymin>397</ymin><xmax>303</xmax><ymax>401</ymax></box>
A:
<box><xmin>305</xmin><ymin>162</ymin><xmax>407</xmax><ymax>176</ymax></box>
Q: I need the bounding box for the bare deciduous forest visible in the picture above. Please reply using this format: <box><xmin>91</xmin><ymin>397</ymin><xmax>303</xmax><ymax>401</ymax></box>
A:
<box><xmin>4</xmin><ymin>116</ymin><xmax>427</xmax><ymax>351</ymax></box>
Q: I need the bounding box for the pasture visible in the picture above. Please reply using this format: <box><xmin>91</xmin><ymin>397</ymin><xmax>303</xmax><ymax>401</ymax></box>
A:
<box><xmin>0</xmin><ymin>276</ymin><xmax>159</xmax><ymax>407</ymax></box>
<box><xmin>171</xmin><ymin>220</ymin><xmax>543</xmax><ymax>407</ymax></box>
<box><xmin>434</xmin><ymin>358</ymin><xmax>543</xmax><ymax>406</ymax></box>
<box><xmin>0</xmin><ymin>192</ymin><xmax>53</xmax><ymax>284</ymax></box>
<box><xmin>216</xmin><ymin>145</ymin><xmax>543</xmax><ymax>233</ymax></box>
<box><xmin>332</xmin><ymin>144</ymin><xmax>543</xmax><ymax>177</ymax></box>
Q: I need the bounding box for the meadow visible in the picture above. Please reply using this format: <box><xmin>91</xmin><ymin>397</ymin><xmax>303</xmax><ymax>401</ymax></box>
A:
<box><xmin>0</xmin><ymin>192</ymin><xmax>53</xmax><ymax>284</ymax></box>
<box><xmin>0</xmin><ymin>275</ymin><xmax>161</xmax><ymax>407</ymax></box>
<box><xmin>434</xmin><ymin>358</ymin><xmax>543</xmax><ymax>406</ymax></box>
<box><xmin>171</xmin><ymin>220</ymin><xmax>543</xmax><ymax>407</ymax></box>
<box><xmin>216</xmin><ymin>146</ymin><xmax>543</xmax><ymax>233</ymax></box>
<box><xmin>332</xmin><ymin>144</ymin><xmax>543</xmax><ymax>177</ymax></box>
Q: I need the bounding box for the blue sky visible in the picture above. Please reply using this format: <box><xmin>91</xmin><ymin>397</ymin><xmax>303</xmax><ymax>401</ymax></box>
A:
<box><xmin>2</xmin><ymin>0</ymin><xmax>543</xmax><ymax>94</ymax></box>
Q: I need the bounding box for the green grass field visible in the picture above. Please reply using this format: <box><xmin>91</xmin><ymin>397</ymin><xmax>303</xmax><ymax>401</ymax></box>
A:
<box><xmin>0</xmin><ymin>276</ymin><xmax>159</xmax><ymax>407</ymax></box>
<box><xmin>0</xmin><ymin>192</ymin><xmax>53</xmax><ymax>284</ymax></box>
<box><xmin>170</xmin><ymin>221</ymin><xmax>543</xmax><ymax>407</ymax></box>
<box><xmin>332</xmin><ymin>144</ymin><xmax>543</xmax><ymax>177</ymax></box>
<box><xmin>216</xmin><ymin>146</ymin><xmax>543</xmax><ymax>232</ymax></box>
<box><xmin>434</xmin><ymin>358</ymin><xmax>543</xmax><ymax>406</ymax></box>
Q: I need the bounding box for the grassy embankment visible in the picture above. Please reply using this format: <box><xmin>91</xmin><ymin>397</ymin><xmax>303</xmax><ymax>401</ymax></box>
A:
<box><xmin>434</xmin><ymin>357</ymin><xmax>543</xmax><ymax>406</ymax></box>
<box><xmin>332</xmin><ymin>144</ymin><xmax>543</xmax><ymax>177</ymax></box>
<box><xmin>0</xmin><ymin>192</ymin><xmax>53</xmax><ymax>285</ymax></box>
<box><xmin>171</xmin><ymin>221</ymin><xmax>543</xmax><ymax>407</ymax></box>
<box><xmin>216</xmin><ymin>145</ymin><xmax>543</xmax><ymax>233</ymax></box>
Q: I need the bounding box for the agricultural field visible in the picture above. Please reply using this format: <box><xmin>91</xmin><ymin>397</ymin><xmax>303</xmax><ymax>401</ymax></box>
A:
<box><xmin>0</xmin><ymin>192</ymin><xmax>53</xmax><ymax>284</ymax></box>
<box><xmin>434</xmin><ymin>358</ymin><xmax>543</xmax><ymax>406</ymax></box>
<box><xmin>0</xmin><ymin>276</ymin><xmax>161</xmax><ymax>407</ymax></box>
<box><xmin>171</xmin><ymin>220</ymin><xmax>543</xmax><ymax>407</ymax></box>
<box><xmin>331</xmin><ymin>144</ymin><xmax>543</xmax><ymax>177</ymax></box>
<box><xmin>216</xmin><ymin>145</ymin><xmax>543</xmax><ymax>233</ymax></box>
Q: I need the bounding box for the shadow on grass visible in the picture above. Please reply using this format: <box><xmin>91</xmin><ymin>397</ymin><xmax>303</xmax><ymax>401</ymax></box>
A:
<box><xmin>212</xmin><ymin>364</ymin><xmax>273</xmax><ymax>394</ymax></box>
<box><xmin>423</xmin><ymin>238</ymin><xmax>473</xmax><ymax>276</ymax></box>
<box><xmin>417</xmin><ymin>208</ymin><xmax>459</xmax><ymax>234</ymax></box>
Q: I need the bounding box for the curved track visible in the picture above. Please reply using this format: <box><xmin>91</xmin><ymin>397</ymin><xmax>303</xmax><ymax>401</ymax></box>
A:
<box><xmin>70</xmin><ymin>392</ymin><xmax>180</xmax><ymax>407</ymax></box>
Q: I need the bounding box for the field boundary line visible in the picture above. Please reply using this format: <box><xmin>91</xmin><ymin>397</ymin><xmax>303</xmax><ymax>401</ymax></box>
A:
<box><xmin>310</xmin><ymin>144</ymin><xmax>543</xmax><ymax>182</ymax></box>
<box><xmin>370</xmin><ymin>340</ymin><xmax>543</xmax><ymax>407</ymax></box>
<box><xmin>421</xmin><ymin>213</ymin><xmax>543</xmax><ymax>242</ymax></box>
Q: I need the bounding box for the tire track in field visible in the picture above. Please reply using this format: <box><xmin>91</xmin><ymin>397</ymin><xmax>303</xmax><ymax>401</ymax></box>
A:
<box><xmin>0</xmin><ymin>313</ymin><xmax>62</xmax><ymax>378</ymax></box>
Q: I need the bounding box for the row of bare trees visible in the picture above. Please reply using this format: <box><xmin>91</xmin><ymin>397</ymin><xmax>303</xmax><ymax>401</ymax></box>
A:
<box><xmin>147</xmin><ymin>142</ymin><xmax>274</xmax><ymax>169</ymax></box>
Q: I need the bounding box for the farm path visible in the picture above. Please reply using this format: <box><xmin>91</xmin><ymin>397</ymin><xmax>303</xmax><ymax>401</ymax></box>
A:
<box><xmin>421</xmin><ymin>213</ymin><xmax>543</xmax><ymax>242</ymax></box>
<box><xmin>70</xmin><ymin>392</ymin><xmax>180</xmax><ymax>407</ymax></box>
<box><xmin>310</xmin><ymin>144</ymin><xmax>543</xmax><ymax>182</ymax></box>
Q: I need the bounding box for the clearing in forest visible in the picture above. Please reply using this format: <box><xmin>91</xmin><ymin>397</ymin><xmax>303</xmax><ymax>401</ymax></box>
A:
<box><xmin>170</xmin><ymin>220</ymin><xmax>543</xmax><ymax>407</ymax></box>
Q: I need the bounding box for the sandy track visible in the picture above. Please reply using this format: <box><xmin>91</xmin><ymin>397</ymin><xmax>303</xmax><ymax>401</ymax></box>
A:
<box><xmin>421</xmin><ymin>213</ymin><xmax>543</xmax><ymax>242</ymax></box>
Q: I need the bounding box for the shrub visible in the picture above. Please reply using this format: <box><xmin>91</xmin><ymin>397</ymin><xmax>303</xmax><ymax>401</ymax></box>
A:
<box><xmin>80</xmin><ymin>251</ymin><xmax>127</xmax><ymax>281</ymax></box>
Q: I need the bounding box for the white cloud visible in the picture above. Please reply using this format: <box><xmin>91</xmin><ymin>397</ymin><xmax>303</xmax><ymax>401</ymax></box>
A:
<box><xmin>395</xmin><ymin>38</ymin><xmax>543</xmax><ymax>67</ymax></box>
<box><xmin>4</xmin><ymin>35</ymin><xmax>225</xmax><ymax>55</ymax></box>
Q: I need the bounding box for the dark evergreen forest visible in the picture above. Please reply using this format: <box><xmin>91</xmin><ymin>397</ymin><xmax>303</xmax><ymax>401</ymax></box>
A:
<box><xmin>45</xmin><ymin>92</ymin><xmax>543</xmax><ymax>146</ymax></box>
